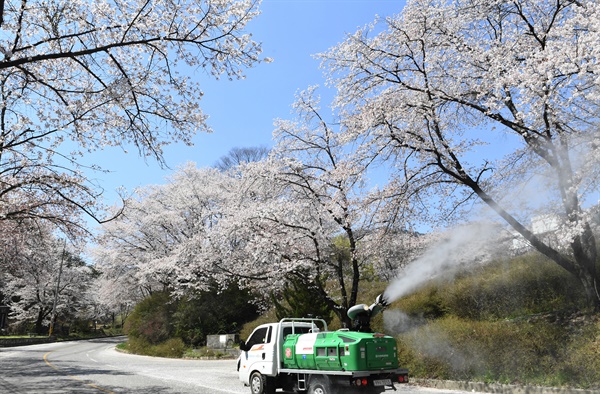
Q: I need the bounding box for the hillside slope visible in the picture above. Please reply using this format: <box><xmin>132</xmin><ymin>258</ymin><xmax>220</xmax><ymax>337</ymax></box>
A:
<box><xmin>386</xmin><ymin>253</ymin><xmax>600</xmax><ymax>389</ymax></box>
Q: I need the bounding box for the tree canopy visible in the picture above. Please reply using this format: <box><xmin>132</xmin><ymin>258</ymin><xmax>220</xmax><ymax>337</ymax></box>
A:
<box><xmin>321</xmin><ymin>0</ymin><xmax>600</xmax><ymax>308</ymax></box>
<box><xmin>0</xmin><ymin>0</ymin><xmax>264</xmax><ymax>235</ymax></box>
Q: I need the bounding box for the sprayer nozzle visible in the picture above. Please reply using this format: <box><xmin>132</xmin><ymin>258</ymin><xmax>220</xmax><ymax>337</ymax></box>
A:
<box><xmin>376</xmin><ymin>293</ymin><xmax>389</xmax><ymax>307</ymax></box>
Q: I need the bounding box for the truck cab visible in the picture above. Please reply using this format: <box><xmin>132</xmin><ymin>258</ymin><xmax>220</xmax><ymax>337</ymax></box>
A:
<box><xmin>238</xmin><ymin>319</ymin><xmax>322</xmax><ymax>393</ymax></box>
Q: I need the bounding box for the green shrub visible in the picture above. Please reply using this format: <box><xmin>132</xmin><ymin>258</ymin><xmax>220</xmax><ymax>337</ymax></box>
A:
<box><xmin>396</xmin><ymin>334</ymin><xmax>452</xmax><ymax>379</ymax></box>
<box><xmin>68</xmin><ymin>319</ymin><xmax>94</xmax><ymax>335</ymax></box>
<box><xmin>390</xmin><ymin>252</ymin><xmax>600</xmax><ymax>388</ymax></box>
<box><xmin>123</xmin><ymin>283</ymin><xmax>260</xmax><ymax>358</ymax></box>
<box><xmin>271</xmin><ymin>274</ymin><xmax>333</xmax><ymax>325</ymax></box>
<box><xmin>124</xmin><ymin>291</ymin><xmax>176</xmax><ymax>345</ymax></box>
<box><xmin>173</xmin><ymin>283</ymin><xmax>259</xmax><ymax>347</ymax></box>
<box><xmin>394</xmin><ymin>312</ymin><xmax>600</xmax><ymax>388</ymax></box>
<box><xmin>240</xmin><ymin>308</ymin><xmax>279</xmax><ymax>340</ymax></box>
<box><xmin>152</xmin><ymin>337</ymin><xmax>186</xmax><ymax>358</ymax></box>
<box><xmin>124</xmin><ymin>336</ymin><xmax>185</xmax><ymax>358</ymax></box>
<box><xmin>125</xmin><ymin>336</ymin><xmax>152</xmax><ymax>355</ymax></box>
<box><xmin>102</xmin><ymin>325</ymin><xmax>124</xmax><ymax>337</ymax></box>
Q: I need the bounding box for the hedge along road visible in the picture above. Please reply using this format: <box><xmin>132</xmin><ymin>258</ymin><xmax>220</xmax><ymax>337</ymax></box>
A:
<box><xmin>0</xmin><ymin>336</ymin><xmax>476</xmax><ymax>393</ymax></box>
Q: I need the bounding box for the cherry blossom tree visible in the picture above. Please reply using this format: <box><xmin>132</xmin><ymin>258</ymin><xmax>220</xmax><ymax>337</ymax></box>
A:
<box><xmin>88</xmin><ymin>270</ymin><xmax>142</xmax><ymax>328</ymax></box>
<box><xmin>93</xmin><ymin>160</ymin><xmax>303</xmax><ymax>319</ymax></box>
<box><xmin>321</xmin><ymin>0</ymin><xmax>600</xmax><ymax>308</ymax></box>
<box><xmin>213</xmin><ymin>158</ymin><xmax>343</xmax><ymax>297</ymax></box>
<box><xmin>0</xmin><ymin>0</ymin><xmax>264</xmax><ymax>235</ymax></box>
<box><xmin>197</xmin><ymin>88</ymin><xmax>409</xmax><ymax>324</ymax></box>
<box><xmin>92</xmin><ymin>163</ymin><xmax>235</xmax><ymax>297</ymax></box>
<box><xmin>0</xmin><ymin>220</ymin><xmax>26</xmax><ymax>309</ymax></box>
<box><xmin>263</xmin><ymin>87</ymin><xmax>383</xmax><ymax>325</ymax></box>
<box><xmin>2</xmin><ymin>221</ymin><xmax>94</xmax><ymax>334</ymax></box>
<box><xmin>93</xmin><ymin>155</ymin><xmax>366</xmax><ymax>324</ymax></box>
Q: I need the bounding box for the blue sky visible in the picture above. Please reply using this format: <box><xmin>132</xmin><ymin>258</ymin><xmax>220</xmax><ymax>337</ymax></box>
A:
<box><xmin>87</xmin><ymin>0</ymin><xmax>407</xmax><ymax>207</ymax></box>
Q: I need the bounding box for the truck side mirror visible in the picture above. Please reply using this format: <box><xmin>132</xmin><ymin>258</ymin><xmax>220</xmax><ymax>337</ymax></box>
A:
<box><xmin>239</xmin><ymin>340</ymin><xmax>249</xmax><ymax>351</ymax></box>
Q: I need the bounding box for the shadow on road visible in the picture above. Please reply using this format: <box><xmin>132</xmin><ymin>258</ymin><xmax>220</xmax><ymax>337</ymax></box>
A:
<box><xmin>1</xmin><ymin>345</ymin><xmax>177</xmax><ymax>393</ymax></box>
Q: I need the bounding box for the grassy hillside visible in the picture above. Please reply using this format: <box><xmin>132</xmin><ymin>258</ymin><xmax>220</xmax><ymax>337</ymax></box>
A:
<box><xmin>387</xmin><ymin>253</ymin><xmax>600</xmax><ymax>389</ymax></box>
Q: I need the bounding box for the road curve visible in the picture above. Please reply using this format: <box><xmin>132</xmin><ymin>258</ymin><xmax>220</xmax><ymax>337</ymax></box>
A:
<box><xmin>0</xmin><ymin>337</ymin><xmax>476</xmax><ymax>393</ymax></box>
<box><xmin>0</xmin><ymin>336</ymin><xmax>242</xmax><ymax>393</ymax></box>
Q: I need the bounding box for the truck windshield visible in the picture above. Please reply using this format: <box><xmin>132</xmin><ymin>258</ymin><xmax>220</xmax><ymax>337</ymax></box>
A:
<box><xmin>246</xmin><ymin>327</ymin><xmax>269</xmax><ymax>348</ymax></box>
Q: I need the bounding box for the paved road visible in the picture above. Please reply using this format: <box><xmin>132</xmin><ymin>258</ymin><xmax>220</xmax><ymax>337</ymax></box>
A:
<box><xmin>0</xmin><ymin>337</ymin><xmax>476</xmax><ymax>393</ymax></box>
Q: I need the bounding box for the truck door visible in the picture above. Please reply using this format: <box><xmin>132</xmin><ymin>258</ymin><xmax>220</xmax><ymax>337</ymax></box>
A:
<box><xmin>239</xmin><ymin>325</ymin><xmax>277</xmax><ymax>381</ymax></box>
<box><xmin>262</xmin><ymin>325</ymin><xmax>276</xmax><ymax>375</ymax></box>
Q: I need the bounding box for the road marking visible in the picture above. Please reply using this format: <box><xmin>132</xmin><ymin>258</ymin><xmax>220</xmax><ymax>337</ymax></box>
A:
<box><xmin>87</xmin><ymin>352</ymin><xmax>98</xmax><ymax>363</ymax></box>
<box><xmin>43</xmin><ymin>351</ymin><xmax>115</xmax><ymax>394</ymax></box>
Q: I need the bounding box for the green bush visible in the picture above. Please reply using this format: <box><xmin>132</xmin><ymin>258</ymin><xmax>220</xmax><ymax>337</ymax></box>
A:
<box><xmin>152</xmin><ymin>337</ymin><xmax>186</xmax><ymax>358</ymax></box>
<box><xmin>123</xmin><ymin>283</ymin><xmax>260</xmax><ymax>358</ymax></box>
<box><xmin>102</xmin><ymin>325</ymin><xmax>124</xmax><ymax>337</ymax></box>
<box><xmin>173</xmin><ymin>283</ymin><xmax>259</xmax><ymax>347</ymax></box>
<box><xmin>396</xmin><ymin>334</ymin><xmax>452</xmax><ymax>379</ymax></box>
<box><xmin>394</xmin><ymin>283</ymin><xmax>448</xmax><ymax>319</ymax></box>
<box><xmin>240</xmin><ymin>308</ymin><xmax>279</xmax><ymax>340</ymax></box>
<box><xmin>68</xmin><ymin>319</ymin><xmax>94</xmax><ymax>335</ymax></box>
<box><xmin>124</xmin><ymin>291</ymin><xmax>176</xmax><ymax>345</ymax></box>
<box><xmin>125</xmin><ymin>336</ymin><xmax>185</xmax><ymax>358</ymax></box>
<box><xmin>271</xmin><ymin>274</ymin><xmax>333</xmax><ymax>325</ymax></box>
<box><xmin>125</xmin><ymin>336</ymin><xmax>151</xmax><ymax>355</ymax></box>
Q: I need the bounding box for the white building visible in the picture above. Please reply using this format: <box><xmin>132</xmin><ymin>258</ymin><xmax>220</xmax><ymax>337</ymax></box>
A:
<box><xmin>511</xmin><ymin>214</ymin><xmax>561</xmax><ymax>253</ymax></box>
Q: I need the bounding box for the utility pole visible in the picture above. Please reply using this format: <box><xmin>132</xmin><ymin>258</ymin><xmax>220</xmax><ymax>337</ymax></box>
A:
<box><xmin>48</xmin><ymin>240</ymin><xmax>66</xmax><ymax>337</ymax></box>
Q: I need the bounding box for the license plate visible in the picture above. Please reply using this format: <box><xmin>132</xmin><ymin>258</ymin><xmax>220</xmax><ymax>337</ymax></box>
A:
<box><xmin>373</xmin><ymin>379</ymin><xmax>392</xmax><ymax>386</ymax></box>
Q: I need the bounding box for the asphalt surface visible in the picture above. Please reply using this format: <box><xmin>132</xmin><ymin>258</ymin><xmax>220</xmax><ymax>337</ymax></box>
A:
<box><xmin>0</xmin><ymin>337</ymin><xmax>480</xmax><ymax>393</ymax></box>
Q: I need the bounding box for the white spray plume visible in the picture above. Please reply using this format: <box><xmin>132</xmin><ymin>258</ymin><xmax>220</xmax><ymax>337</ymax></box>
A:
<box><xmin>383</xmin><ymin>309</ymin><xmax>425</xmax><ymax>334</ymax></box>
<box><xmin>383</xmin><ymin>221</ymin><xmax>502</xmax><ymax>303</ymax></box>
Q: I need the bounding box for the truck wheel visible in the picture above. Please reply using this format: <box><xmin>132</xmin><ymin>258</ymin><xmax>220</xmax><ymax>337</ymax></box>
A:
<box><xmin>249</xmin><ymin>372</ymin><xmax>275</xmax><ymax>394</ymax></box>
<box><xmin>309</xmin><ymin>378</ymin><xmax>334</xmax><ymax>394</ymax></box>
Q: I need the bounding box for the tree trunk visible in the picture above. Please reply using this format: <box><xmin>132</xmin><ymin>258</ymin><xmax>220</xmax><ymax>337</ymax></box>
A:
<box><xmin>577</xmin><ymin>269</ymin><xmax>599</xmax><ymax>310</ymax></box>
<box><xmin>570</xmin><ymin>224</ymin><xmax>599</xmax><ymax>310</ymax></box>
<box><xmin>34</xmin><ymin>309</ymin><xmax>45</xmax><ymax>335</ymax></box>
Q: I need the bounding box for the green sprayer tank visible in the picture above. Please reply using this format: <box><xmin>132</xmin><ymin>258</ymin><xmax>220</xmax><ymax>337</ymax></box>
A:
<box><xmin>281</xmin><ymin>330</ymin><xmax>399</xmax><ymax>371</ymax></box>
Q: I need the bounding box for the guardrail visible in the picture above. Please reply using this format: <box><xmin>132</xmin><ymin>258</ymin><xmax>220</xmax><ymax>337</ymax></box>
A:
<box><xmin>0</xmin><ymin>337</ymin><xmax>55</xmax><ymax>347</ymax></box>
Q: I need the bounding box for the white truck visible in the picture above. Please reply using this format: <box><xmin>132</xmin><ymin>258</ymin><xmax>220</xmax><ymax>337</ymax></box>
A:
<box><xmin>237</xmin><ymin>312</ymin><xmax>409</xmax><ymax>394</ymax></box>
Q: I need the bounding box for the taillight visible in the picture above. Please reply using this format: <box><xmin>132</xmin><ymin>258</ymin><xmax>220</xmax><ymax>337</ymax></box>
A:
<box><xmin>353</xmin><ymin>378</ymin><xmax>369</xmax><ymax>386</ymax></box>
<box><xmin>398</xmin><ymin>375</ymin><xmax>409</xmax><ymax>383</ymax></box>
